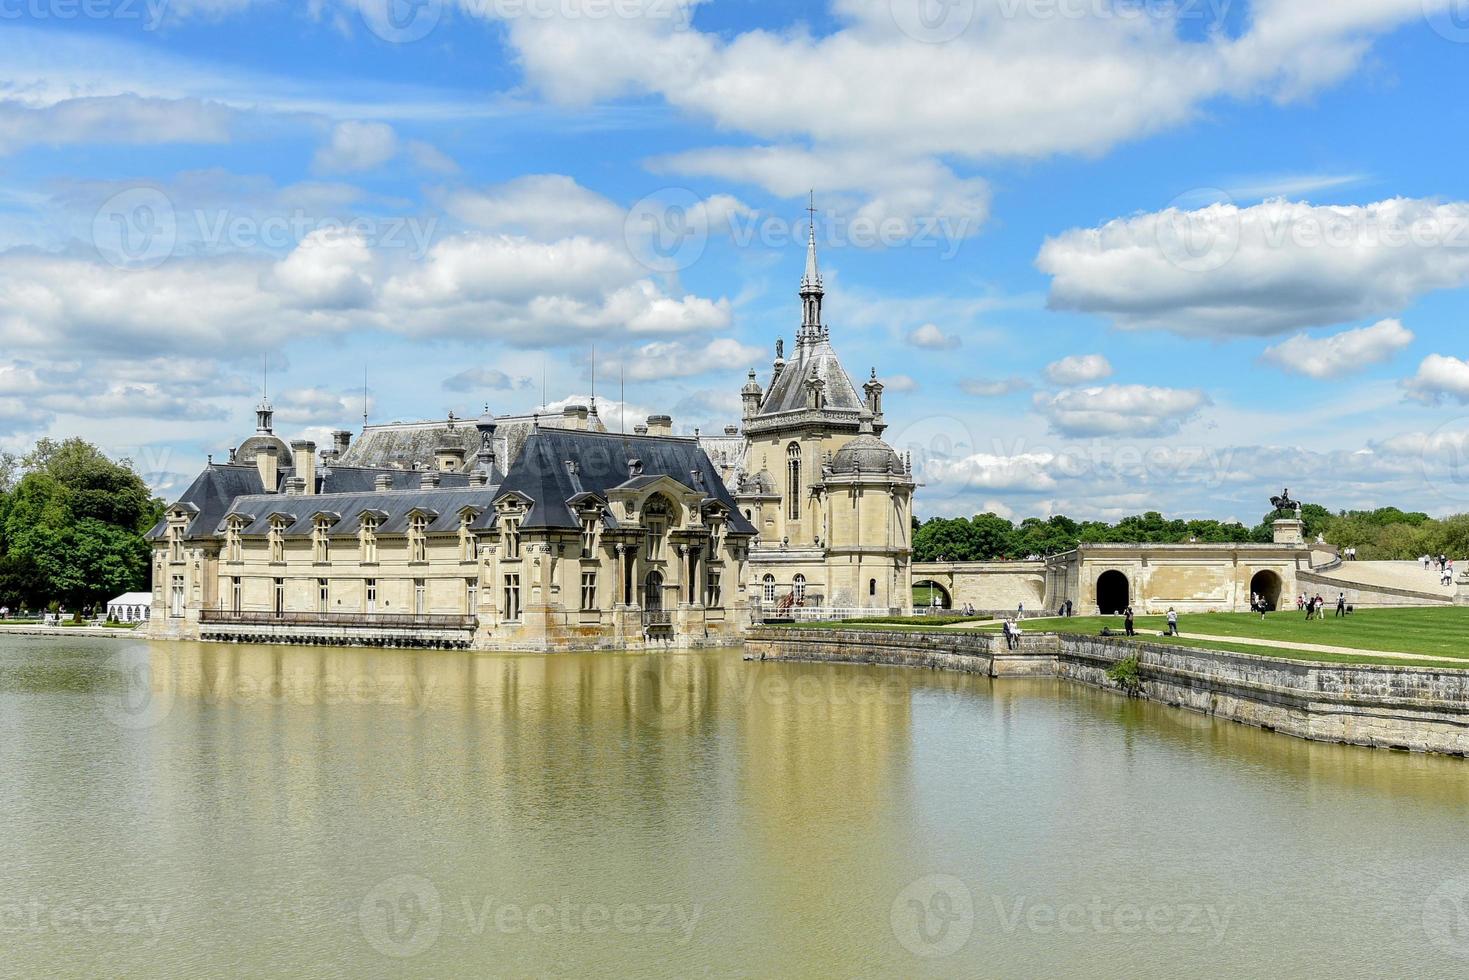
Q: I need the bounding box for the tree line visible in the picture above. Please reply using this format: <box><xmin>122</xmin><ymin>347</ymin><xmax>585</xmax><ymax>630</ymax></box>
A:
<box><xmin>0</xmin><ymin>439</ymin><xmax>164</xmax><ymax>612</ymax></box>
<box><xmin>912</xmin><ymin>504</ymin><xmax>1469</xmax><ymax>563</ymax></box>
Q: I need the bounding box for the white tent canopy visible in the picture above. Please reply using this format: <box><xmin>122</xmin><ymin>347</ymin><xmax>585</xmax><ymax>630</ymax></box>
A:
<box><xmin>107</xmin><ymin>593</ymin><xmax>152</xmax><ymax>622</ymax></box>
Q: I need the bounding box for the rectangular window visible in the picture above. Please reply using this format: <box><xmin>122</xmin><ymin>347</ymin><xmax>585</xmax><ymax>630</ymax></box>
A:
<box><xmin>273</xmin><ymin>578</ymin><xmax>284</xmax><ymax>617</ymax></box>
<box><xmin>231</xmin><ymin>576</ymin><xmax>242</xmax><ymax>613</ymax></box>
<box><xmin>503</xmin><ymin>573</ymin><xmax>522</xmax><ymax>622</ymax></box>
<box><xmin>360</xmin><ymin>519</ymin><xmax>378</xmax><ymax>564</ymax></box>
<box><xmin>314</xmin><ymin>520</ymin><xmax>331</xmax><ymax>563</ymax></box>
<box><xmin>410</xmin><ymin>516</ymin><xmax>427</xmax><ymax>563</ymax></box>
<box><xmin>503</xmin><ymin>517</ymin><xmax>521</xmax><ymax>559</ymax></box>
<box><xmin>705</xmin><ymin>569</ymin><xmax>722</xmax><ymax>609</ymax></box>
<box><xmin>461</xmin><ymin>521</ymin><xmax>476</xmax><ymax>562</ymax></box>
<box><xmin>269</xmin><ymin>523</ymin><xmax>284</xmax><ymax>564</ymax></box>
<box><xmin>169</xmin><ymin>574</ymin><xmax>185</xmax><ymax>618</ymax></box>
<box><xmin>581</xmin><ymin>519</ymin><xmax>597</xmax><ymax>559</ymax></box>
<box><xmin>466</xmin><ymin>578</ymin><xmax>479</xmax><ymax>614</ymax></box>
<box><xmin>169</xmin><ymin>528</ymin><xmax>183</xmax><ymax>563</ymax></box>
<box><xmin>414</xmin><ymin>578</ymin><xmax>426</xmax><ymax>616</ymax></box>
<box><xmin>646</xmin><ymin>522</ymin><xmax>664</xmax><ymax>561</ymax></box>
<box><xmin>366</xmin><ymin>578</ymin><xmax>377</xmax><ymax>613</ymax></box>
<box><xmin>318</xmin><ymin>578</ymin><xmax>329</xmax><ymax>613</ymax></box>
<box><xmin>580</xmin><ymin>571</ymin><xmax>597</xmax><ymax>611</ymax></box>
<box><xmin>226</xmin><ymin>525</ymin><xmax>242</xmax><ymax>563</ymax></box>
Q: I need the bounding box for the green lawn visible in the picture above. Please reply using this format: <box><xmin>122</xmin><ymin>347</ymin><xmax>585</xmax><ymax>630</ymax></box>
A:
<box><xmin>977</xmin><ymin>608</ymin><xmax>1469</xmax><ymax>661</ymax></box>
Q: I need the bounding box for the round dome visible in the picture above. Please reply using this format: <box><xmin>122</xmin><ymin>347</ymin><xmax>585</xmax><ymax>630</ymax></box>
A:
<box><xmin>236</xmin><ymin>433</ymin><xmax>293</xmax><ymax>468</ymax></box>
<box><xmin>832</xmin><ymin>433</ymin><xmax>903</xmax><ymax>474</ymax></box>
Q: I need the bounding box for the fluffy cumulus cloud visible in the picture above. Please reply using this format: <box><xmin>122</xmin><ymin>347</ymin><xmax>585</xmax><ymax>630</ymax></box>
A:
<box><xmin>1034</xmin><ymin>385</ymin><xmax>1209</xmax><ymax>438</ymax></box>
<box><xmin>1260</xmin><ymin>319</ymin><xmax>1415</xmax><ymax>379</ymax></box>
<box><xmin>473</xmin><ymin>0</ymin><xmax>1440</xmax><ymax>239</ymax></box>
<box><xmin>623</xmin><ymin>338</ymin><xmax>764</xmax><ymax>382</ymax></box>
<box><xmin>1402</xmin><ymin>354</ymin><xmax>1469</xmax><ymax>406</ymax></box>
<box><xmin>907</xmin><ymin>323</ymin><xmax>961</xmax><ymax>350</ymax></box>
<box><xmin>1038</xmin><ymin>198</ymin><xmax>1469</xmax><ymax>337</ymax></box>
<box><xmin>1045</xmin><ymin>353</ymin><xmax>1113</xmax><ymax>386</ymax></box>
<box><xmin>312</xmin><ymin>121</ymin><xmax>400</xmax><ymax>173</ymax></box>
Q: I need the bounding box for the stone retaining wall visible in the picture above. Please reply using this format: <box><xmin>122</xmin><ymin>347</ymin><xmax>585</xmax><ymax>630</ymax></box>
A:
<box><xmin>744</xmin><ymin>627</ymin><xmax>1469</xmax><ymax>756</ymax></box>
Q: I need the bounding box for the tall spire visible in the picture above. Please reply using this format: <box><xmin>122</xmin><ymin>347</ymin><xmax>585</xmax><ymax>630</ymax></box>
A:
<box><xmin>800</xmin><ymin>190</ymin><xmax>824</xmax><ymax>342</ymax></box>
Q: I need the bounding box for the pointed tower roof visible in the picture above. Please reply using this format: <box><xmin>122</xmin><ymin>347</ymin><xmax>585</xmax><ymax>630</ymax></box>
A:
<box><xmin>801</xmin><ymin>191</ymin><xmax>822</xmax><ymax>291</ymax></box>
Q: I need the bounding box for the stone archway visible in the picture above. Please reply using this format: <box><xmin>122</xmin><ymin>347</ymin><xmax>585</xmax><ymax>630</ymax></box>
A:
<box><xmin>913</xmin><ymin>580</ymin><xmax>953</xmax><ymax>610</ymax></box>
<box><xmin>1096</xmin><ymin>570</ymin><xmax>1130</xmax><ymax>615</ymax></box>
<box><xmin>1250</xmin><ymin>570</ymin><xmax>1283</xmax><ymax>611</ymax></box>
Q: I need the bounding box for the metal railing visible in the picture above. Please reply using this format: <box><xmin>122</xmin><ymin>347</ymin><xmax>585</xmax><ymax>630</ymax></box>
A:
<box><xmin>200</xmin><ymin>610</ymin><xmax>477</xmax><ymax>630</ymax></box>
<box><xmin>641</xmin><ymin>610</ymin><xmax>672</xmax><ymax>628</ymax></box>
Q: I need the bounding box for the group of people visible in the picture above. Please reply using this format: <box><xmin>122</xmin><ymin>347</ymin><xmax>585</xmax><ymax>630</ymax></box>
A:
<box><xmin>1119</xmin><ymin>606</ymin><xmax>1179</xmax><ymax>637</ymax></box>
<box><xmin>1298</xmin><ymin>592</ymin><xmax>1347</xmax><ymax>619</ymax></box>
<box><xmin>1002</xmin><ymin>618</ymin><xmax>1023</xmax><ymax>650</ymax></box>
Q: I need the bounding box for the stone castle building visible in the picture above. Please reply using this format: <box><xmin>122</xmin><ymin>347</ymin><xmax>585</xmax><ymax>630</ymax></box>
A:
<box><xmin>146</xmin><ymin>225</ymin><xmax>917</xmax><ymax>650</ymax></box>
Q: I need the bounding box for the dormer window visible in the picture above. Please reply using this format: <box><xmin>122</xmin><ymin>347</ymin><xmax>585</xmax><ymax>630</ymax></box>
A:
<box><xmin>644</xmin><ymin>498</ymin><xmax>668</xmax><ymax>561</ymax></box>
<box><xmin>313</xmin><ymin>516</ymin><xmax>332</xmax><ymax>563</ymax></box>
<box><xmin>503</xmin><ymin>513</ymin><xmax>521</xmax><ymax>560</ymax></box>
<box><xmin>409</xmin><ymin>513</ymin><xmax>428</xmax><ymax>563</ymax></box>
<box><xmin>360</xmin><ymin>515</ymin><xmax>379</xmax><ymax>564</ymax></box>
<box><xmin>581</xmin><ymin>516</ymin><xmax>598</xmax><ymax>559</ymax></box>
<box><xmin>268</xmin><ymin>518</ymin><xmax>286</xmax><ymax>563</ymax></box>
<box><xmin>168</xmin><ymin>524</ymin><xmax>184</xmax><ymax>563</ymax></box>
<box><xmin>459</xmin><ymin>513</ymin><xmax>476</xmax><ymax>562</ymax></box>
<box><xmin>225</xmin><ymin>521</ymin><xmax>242</xmax><ymax>563</ymax></box>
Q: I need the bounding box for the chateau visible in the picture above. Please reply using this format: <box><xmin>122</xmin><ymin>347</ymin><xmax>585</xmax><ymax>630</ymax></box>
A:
<box><xmin>146</xmin><ymin>228</ymin><xmax>918</xmax><ymax>650</ymax></box>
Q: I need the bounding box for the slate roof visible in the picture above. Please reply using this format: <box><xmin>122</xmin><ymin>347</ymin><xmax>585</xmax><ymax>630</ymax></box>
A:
<box><xmin>496</xmin><ymin>428</ymin><xmax>757</xmax><ymax>535</ymax></box>
<box><xmin>758</xmin><ymin>336</ymin><xmax>864</xmax><ymax>415</ymax></box>
<box><xmin>146</xmin><ymin>464</ymin><xmax>267</xmax><ymax>540</ymax></box>
<box><xmin>334</xmin><ymin>411</ymin><xmax>605</xmax><ymax>472</ymax></box>
<box><xmin>218</xmin><ymin>486</ymin><xmax>501</xmax><ymax>537</ymax></box>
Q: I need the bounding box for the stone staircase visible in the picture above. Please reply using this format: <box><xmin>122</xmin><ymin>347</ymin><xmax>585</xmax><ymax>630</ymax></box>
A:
<box><xmin>1299</xmin><ymin>560</ymin><xmax>1458</xmax><ymax>605</ymax></box>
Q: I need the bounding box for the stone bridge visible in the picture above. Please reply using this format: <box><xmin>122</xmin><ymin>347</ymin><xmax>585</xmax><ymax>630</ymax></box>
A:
<box><xmin>911</xmin><ymin>561</ymin><xmax>1048</xmax><ymax>613</ymax></box>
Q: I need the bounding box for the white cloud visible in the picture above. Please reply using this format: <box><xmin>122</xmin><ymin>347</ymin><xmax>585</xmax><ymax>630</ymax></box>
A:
<box><xmin>269</xmin><ymin>229</ymin><xmax>376</xmax><ymax>309</ymax></box>
<box><xmin>273</xmin><ymin>386</ymin><xmax>371</xmax><ymax>426</ymax></box>
<box><xmin>1403</xmin><ymin>354</ymin><xmax>1469</xmax><ymax>406</ymax></box>
<box><xmin>623</xmin><ymin>338</ymin><xmax>764</xmax><ymax>382</ymax></box>
<box><xmin>1045</xmin><ymin>353</ymin><xmax>1113</xmax><ymax>386</ymax></box>
<box><xmin>1261</xmin><ymin>319</ymin><xmax>1414</xmax><ymax>379</ymax></box>
<box><xmin>0</xmin><ymin>95</ymin><xmax>236</xmax><ymax>155</ymax></box>
<box><xmin>312</xmin><ymin>121</ymin><xmax>399</xmax><ymax>173</ymax></box>
<box><xmin>436</xmin><ymin>174</ymin><xmax>626</xmax><ymax>240</ymax></box>
<box><xmin>1034</xmin><ymin>385</ymin><xmax>1208</xmax><ymax>437</ymax></box>
<box><xmin>882</xmin><ymin>374</ymin><xmax>919</xmax><ymax>393</ymax></box>
<box><xmin>442</xmin><ymin>368</ymin><xmax>533</xmax><ymax>393</ymax></box>
<box><xmin>960</xmin><ymin>377</ymin><xmax>1029</xmax><ymax>398</ymax></box>
<box><xmin>1038</xmin><ymin>198</ymin><xmax>1469</xmax><ymax>336</ymax></box>
<box><xmin>907</xmin><ymin>322</ymin><xmax>961</xmax><ymax>350</ymax></box>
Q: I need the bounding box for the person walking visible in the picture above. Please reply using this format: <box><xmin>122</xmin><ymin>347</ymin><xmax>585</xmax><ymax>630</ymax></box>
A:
<box><xmin>1123</xmin><ymin>605</ymin><xmax>1136</xmax><ymax>637</ymax></box>
<box><xmin>1336</xmin><ymin>592</ymin><xmax>1346</xmax><ymax>617</ymax></box>
<box><xmin>1166</xmin><ymin>607</ymin><xmax>1179</xmax><ymax>637</ymax></box>
<box><xmin>1305</xmin><ymin>595</ymin><xmax>1315</xmax><ymax>620</ymax></box>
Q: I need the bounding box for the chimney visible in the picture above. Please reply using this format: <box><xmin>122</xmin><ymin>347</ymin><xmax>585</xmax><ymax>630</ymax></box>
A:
<box><xmin>470</xmin><ymin>471</ymin><xmax>488</xmax><ymax>487</ymax></box>
<box><xmin>646</xmin><ymin>415</ymin><xmax>672</xmax><ymax>437</ymax></box>
<box><xmin>284</xmin><ymin>476</ymin><xmax>306</xmax><ymax>496</ymax></box>
<box><xmin>634</xmin><ymin>424</ymin><xmax>649</xmax><ymax>436</ymax></box>
<box><xmin>421</xmin><ymin>470</ymin><xmax>441</xmax><ymax>490</ymax></box>
<box><xmin>434</xmin><ymin>444</ymin><xmax>466</xmax><ymax>473</ymax></box>
<box><xmin>291</xmin><ymin>440</ymin><xmax>316</xmax><ymax>495</ymax></box>
<box><xmin>332</xmin><ymin>430</ymin><xmax>352</xmax><ymax>455</ymax></box>
<box><xmin>375</xmin><ymin>473</ymin><xmax>394</xmax><ymax>492</ymax></box>
<box><xmin>256</xmin><ymin>445</ymin><xmax>279</xmax><ymax>493</ymax></box>
<box><xmin>563</xmin><ymin>404</ymin><xmax>590</xmax><ymax>431</ymax></box>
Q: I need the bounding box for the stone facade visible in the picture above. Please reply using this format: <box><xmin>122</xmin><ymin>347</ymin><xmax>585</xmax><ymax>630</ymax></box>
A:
<box><xmin>146</xmin><ymin>225</ymin><xmax>917</xmax><ymax>650</ymax></box>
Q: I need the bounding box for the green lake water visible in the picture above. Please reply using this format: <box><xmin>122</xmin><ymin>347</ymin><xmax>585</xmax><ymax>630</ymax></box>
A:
<box><xmin>2</xmin><ymin>634</ymin><xmax>1468</xmax><ymax>978</ymax></box>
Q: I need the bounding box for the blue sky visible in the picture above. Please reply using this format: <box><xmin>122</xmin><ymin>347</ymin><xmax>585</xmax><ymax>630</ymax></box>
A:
<box><xmin>4</xmin><ymin>0</ymin><xmax>1469</xmax><ymax>522</ymax></box>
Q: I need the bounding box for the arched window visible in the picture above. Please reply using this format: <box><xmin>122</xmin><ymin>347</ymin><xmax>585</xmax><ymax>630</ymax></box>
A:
<box><xmin>786</xmin><ymin>443</ymin><xmax>802</xmax><ymax>521</ymax></box>
<box><xmin>869</xmin><ymin>578</ymin><xmax>877</xmax><ymax>597</ymax></box>
<box><xmin>793</xmin><ymin>574</ymin><xmax>807</xmax><ymax>603</ymax></box>
<box><xmin>762</xmin><ymin>575</ymin><xmax>777</xmax><ymax>604</ymax></box>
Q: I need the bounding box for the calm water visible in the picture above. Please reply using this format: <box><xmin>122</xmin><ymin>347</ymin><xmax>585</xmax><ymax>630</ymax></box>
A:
<box><xmin>2</xmin><ymin>635</ymin><xmax>1468</xmax><ymax>978</ymax></box>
